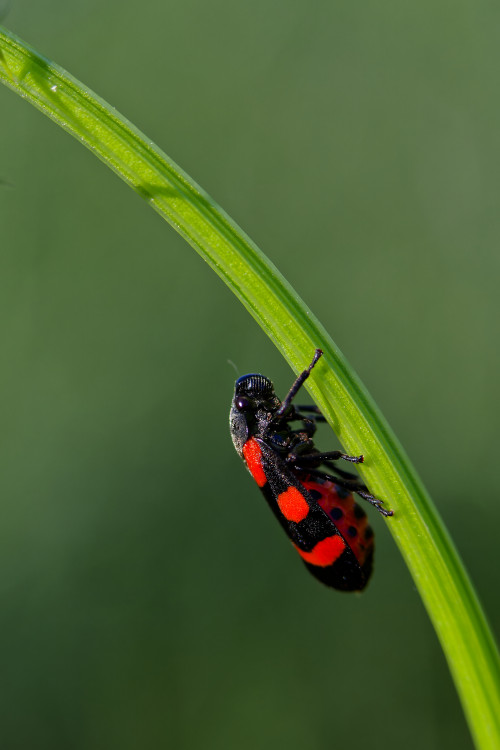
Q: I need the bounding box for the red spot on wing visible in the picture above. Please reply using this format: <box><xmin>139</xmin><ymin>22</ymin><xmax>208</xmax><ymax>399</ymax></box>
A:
<box><xmin>242</xmin><ymin>438</ymin><xmax>267</xmax><ymax>487</ymax></box>
<box><xmin>277</xmin><ymin>487</ymin><xmax>310</xmax><ymax>523</ymax></box>
<box><xmin>294</xmin><ymin>535</ymin><xmax>346</xmax><ymax>567</ymax></box>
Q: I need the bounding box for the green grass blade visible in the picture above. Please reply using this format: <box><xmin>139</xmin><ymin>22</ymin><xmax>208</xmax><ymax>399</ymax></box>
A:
<box><xmin>1</xmin><ymin>25</ymin><xmax>500</xmax><ymax>750</ymax></box>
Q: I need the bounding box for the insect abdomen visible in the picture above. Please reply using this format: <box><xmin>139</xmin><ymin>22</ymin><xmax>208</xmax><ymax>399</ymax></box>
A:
<box><xmin>300</xmin><ymin>474</ymin><xmax>374</xmax><ymax>587</ymax></box>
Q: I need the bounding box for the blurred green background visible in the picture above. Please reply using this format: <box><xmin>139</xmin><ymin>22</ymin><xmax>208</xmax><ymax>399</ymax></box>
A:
<box><xmin>1</xmin><ymin>2</ymin><xmax>499</xmax><ymax>748</ymax></box>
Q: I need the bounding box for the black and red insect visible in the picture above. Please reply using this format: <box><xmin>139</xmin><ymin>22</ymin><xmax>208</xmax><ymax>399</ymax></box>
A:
<box><xmin>230</xmin><ymin>349</ymin><xmax>393</xmax><ymax>591</ymax></box>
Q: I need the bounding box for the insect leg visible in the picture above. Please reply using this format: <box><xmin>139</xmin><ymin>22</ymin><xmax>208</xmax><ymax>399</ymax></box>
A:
<box><xmin>273</xmin><ymin>349</ymin><xmax>323</xmax><ymax>421</ymax></box>
<box><xmin>301</xmin><ymin>468</ymin><xmax>393</xmax><ymax>517</ymax></box>
<box><xmin>320</xmin><ymin>460</ymin><xmax>363</xmax><ymax>481</ymax></box>
<box><xmin>296</xmin><ymin>450</ymin><xmax>364</xmax><ymax>465</ymax></box>
<box><xmin>295</xmin><ymin>405</ymin><xmax>327</xmax><ymax>423</ymax></box>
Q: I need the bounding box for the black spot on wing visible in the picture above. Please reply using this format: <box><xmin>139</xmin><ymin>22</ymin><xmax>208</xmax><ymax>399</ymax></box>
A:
<box><xmin>308</xmin><ymin>489</ymin><xmax>323</xmax><ymax>501</ymax></box>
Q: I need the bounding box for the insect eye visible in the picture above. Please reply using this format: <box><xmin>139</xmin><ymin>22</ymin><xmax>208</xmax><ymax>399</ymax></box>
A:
<box><xmin>236</xmin><ymin>395</ymin><xmax>254</xmax><ymax>412</ymax></box>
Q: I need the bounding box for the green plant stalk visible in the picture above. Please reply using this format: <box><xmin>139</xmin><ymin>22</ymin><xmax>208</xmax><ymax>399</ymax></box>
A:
<box><xmin>1</xmin><ymin>26</ymin><xmax>499</xmax><ymax>749</ymax></box>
